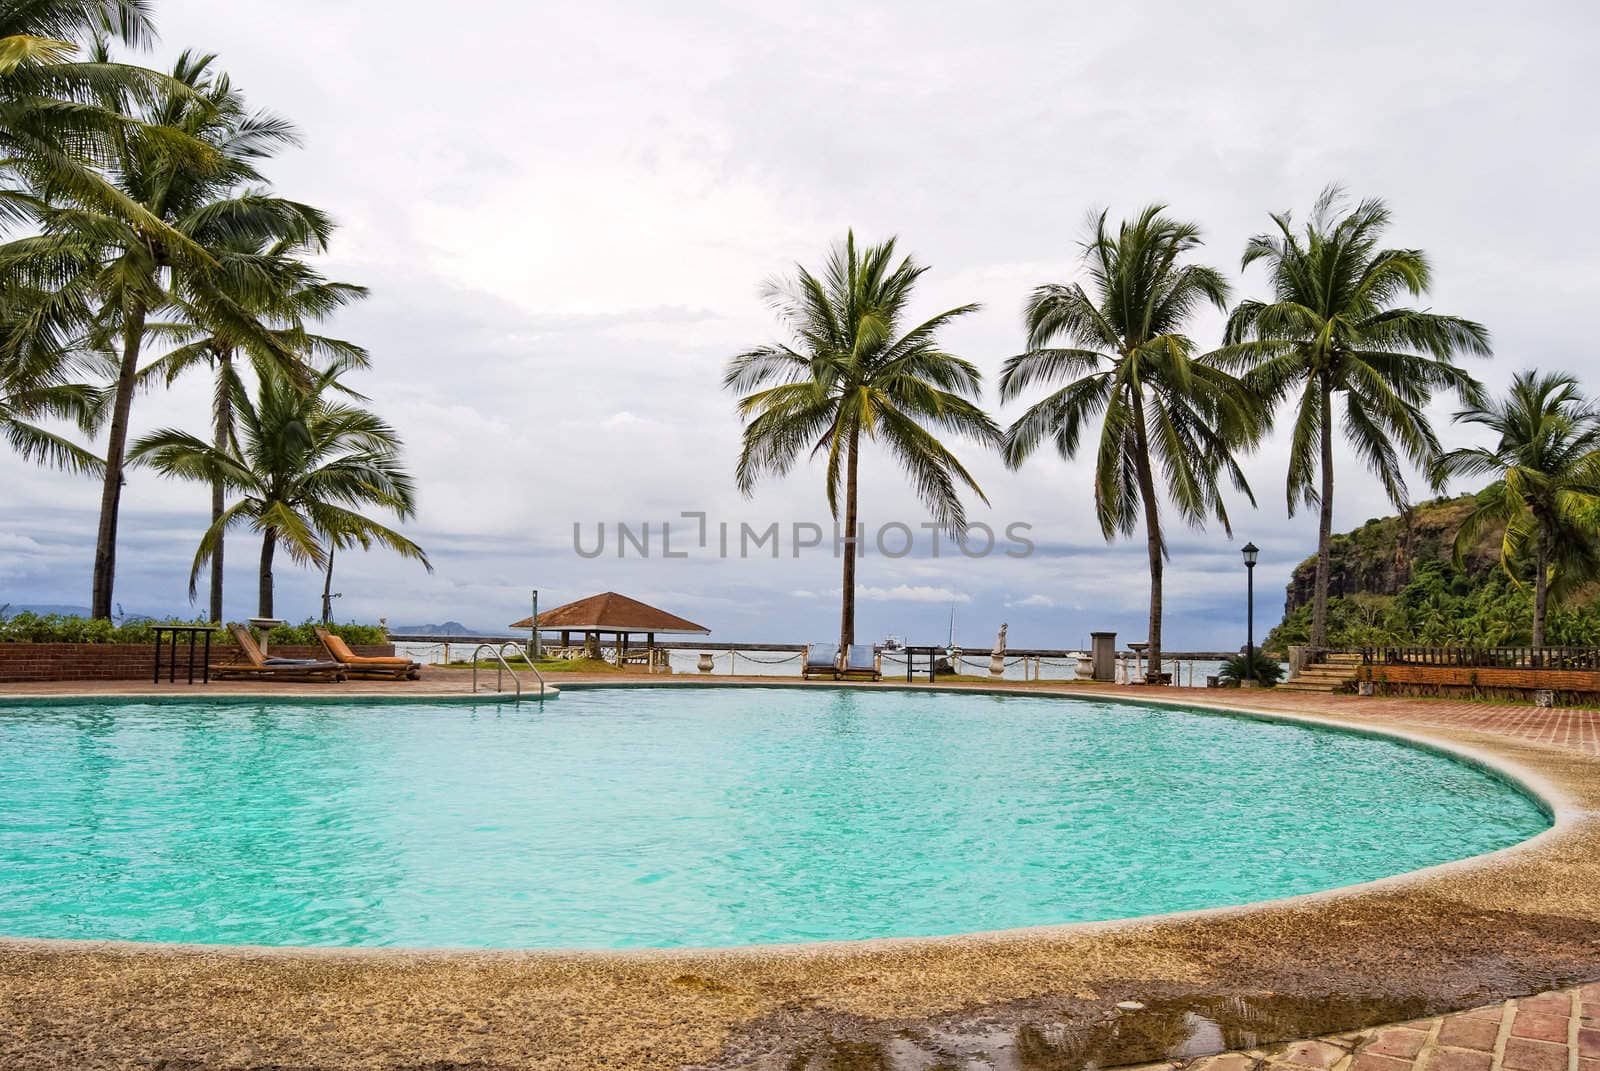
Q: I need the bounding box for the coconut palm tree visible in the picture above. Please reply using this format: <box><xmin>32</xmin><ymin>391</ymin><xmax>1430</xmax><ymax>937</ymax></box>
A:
<box><xmin>0</xmin><ymin>49</ymin><xmax>333</xmax><ymax>617</ymax></box>
<box><xmin>1219</xmin><ymin>187</ymin><xmax>1490</xmax><ymax>650</ymax></box>
<box><xmin>725</xmin><ymin>231</ymin><xmax>1000</xmax><ymax>651</ymax></box>
<box><xmin>0</xmin><ymin>350</ymin><xmax>101</xmax><ymax>474</ymax></box>
<box><xmin>129</xmin><ymin>365</ymin><xmax>430</xmax><ymax>618</ymax></box>
<box><xmin>0</xmin><ymin>1</ymin><xmax>209</xmax><ymax>480</ymax></box>
<box><xmin>1001</xmin><ymin>206</ymin><xmax>1262</xmax><ymax>682</ymax></box>
<box><xmin>138</xmin><ymin>242</ymin><xmax>369</xmax><ymax>621</ymax></box>
<box><xmin>0</xmin><ymin>268</ymin><xmax>102</xmax><ymax>472</ymax></box>
<box><xmin>1</xmin><ymin>1</ymin><xmax>212</xmax><ymax>246</ymax></box>
<box><xmin>1432</xmin><ymin>371</ymin><xmax>1600</xmax><ymax>647</ymax></box>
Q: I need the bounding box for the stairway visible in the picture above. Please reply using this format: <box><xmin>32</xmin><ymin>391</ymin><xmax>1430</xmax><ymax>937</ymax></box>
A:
<box><xmin>1277</xmin><ymin>652</ymin><xmax>1364</xmax><ymax>694</ymax></box>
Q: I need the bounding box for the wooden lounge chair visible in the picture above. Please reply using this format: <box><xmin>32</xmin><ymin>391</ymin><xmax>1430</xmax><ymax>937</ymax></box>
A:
<box><xmin>802</xmin><ymin>643</ymin><xmax>840</xmax><ymax>680</ymax></box>
<box><xmin>839</xmin><ymin>644</ymin><xmax>881</xmax><ymax>682</ymax></box>
<box><xmin>212</xmin><ymin>623</ymin><xmax>347</xmax><ymax>682</ymax></box>
<box><xmin>315</xmin><ymin>627</ymin><xmax>422</xmax><ymax>680</ymax></box>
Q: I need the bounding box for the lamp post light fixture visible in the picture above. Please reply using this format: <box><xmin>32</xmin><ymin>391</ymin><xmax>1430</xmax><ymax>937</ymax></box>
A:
<box><xmin>1242</xmin><ymin>542</ymin><xmax>1259</xmax><ymax>687</ymax></box>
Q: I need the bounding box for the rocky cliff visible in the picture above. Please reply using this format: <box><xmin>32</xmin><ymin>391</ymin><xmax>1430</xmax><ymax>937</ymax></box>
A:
<box><xmin>1282</xmin><ymin>493</ymin><xmax>1502</xmax><ymax>613</ymax></box>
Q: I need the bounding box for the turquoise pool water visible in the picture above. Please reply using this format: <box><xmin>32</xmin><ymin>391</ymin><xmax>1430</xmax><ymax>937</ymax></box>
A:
<box><xmin>0</xmin><ymin>688</ymin><xmax>1549</xmax><ymax>949</ymax></box>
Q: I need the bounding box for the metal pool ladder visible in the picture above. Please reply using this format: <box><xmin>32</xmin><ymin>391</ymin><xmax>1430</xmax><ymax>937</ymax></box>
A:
<box><xmin>470</xmin><ymin>642</ymin><xmax>550</xmax><ymax>700</ymax></box>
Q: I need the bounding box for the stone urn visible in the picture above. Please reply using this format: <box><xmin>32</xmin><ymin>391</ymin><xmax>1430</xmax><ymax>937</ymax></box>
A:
<box><xmin>697</xmin><ymin>652</ymin><xmax>715</xmax><ymax>674</ymax></box>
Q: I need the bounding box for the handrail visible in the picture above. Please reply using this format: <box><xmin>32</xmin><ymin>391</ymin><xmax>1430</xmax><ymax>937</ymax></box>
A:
<box><xmin>468</xmin><ymin>643</ymin><xmax>549</xmax><ymax>699</ymax></box>
<box><xmin>496</xmin><ymin>642</ymin><xmax>548</xmax><ymax>697</ymax></box>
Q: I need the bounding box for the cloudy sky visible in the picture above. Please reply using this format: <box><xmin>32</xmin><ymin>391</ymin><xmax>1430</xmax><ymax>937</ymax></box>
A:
<box><xmin>3</xmin><ymin>0</ymin><xmax>1596</xmax><ymax>648</ymax></box>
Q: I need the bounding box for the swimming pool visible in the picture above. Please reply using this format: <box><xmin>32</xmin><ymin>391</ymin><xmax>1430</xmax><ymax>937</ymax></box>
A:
<box><xmin>0</xmin><ymin>687</ymin><xmax>1549</xmax><ymax>949</ymax></box>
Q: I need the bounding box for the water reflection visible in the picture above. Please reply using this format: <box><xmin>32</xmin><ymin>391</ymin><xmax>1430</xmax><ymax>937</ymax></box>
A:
<box><xmin>777</xmin><ymin>991</ymin><xmax>1435</xmax><ymax>1071</ymax></box>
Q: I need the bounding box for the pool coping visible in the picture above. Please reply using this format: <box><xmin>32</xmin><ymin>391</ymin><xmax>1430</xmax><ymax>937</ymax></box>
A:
<box><xmin>3</xmin><ymin>679</ymin><xmax>1599</xmax><ymax>1070</ymax></box>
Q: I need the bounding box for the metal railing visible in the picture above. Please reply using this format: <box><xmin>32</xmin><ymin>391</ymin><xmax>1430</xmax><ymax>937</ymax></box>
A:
<box><xmin>1359</xmin><ymin>646</ymin><xmax>1600</xmax><ymax>671</ymax></box>
<box><xmin>469</xmin><ymin>642</ymin><xmax>549</xmax><ymax>699</ymax></box>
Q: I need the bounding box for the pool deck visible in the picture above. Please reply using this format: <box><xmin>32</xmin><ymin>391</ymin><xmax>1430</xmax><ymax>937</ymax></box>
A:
<box><xmin>3</xmin><ymin>672</ymin><xmax>1600</xmax><ymax>1070</ymax></box>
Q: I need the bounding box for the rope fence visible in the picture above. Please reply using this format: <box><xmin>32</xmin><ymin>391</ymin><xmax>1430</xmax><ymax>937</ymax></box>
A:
<box><xmin>393</xmin><ymin>639</ymin><xmax>1231</xmax><ymax>684</ymax></box>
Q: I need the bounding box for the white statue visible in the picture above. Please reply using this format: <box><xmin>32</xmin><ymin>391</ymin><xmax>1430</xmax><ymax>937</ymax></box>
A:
<box><xmin>989</xmin><ymin>623</ymin><xmax>1008</xmax><ymax>677</ymax></box>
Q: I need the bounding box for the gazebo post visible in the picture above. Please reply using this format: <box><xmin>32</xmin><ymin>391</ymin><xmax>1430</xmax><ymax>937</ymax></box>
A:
<box><xmin>617</xmin><ymin>631</ymin><xmax>627</xmax><ymax>668</ymax></box>
<box><xmin>647</xmin><ymin>632</ymin><xmax>656</xmax><ymax>674</ymax></box>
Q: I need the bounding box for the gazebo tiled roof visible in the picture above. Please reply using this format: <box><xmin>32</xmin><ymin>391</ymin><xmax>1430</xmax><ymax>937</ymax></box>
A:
<box><xmin>509</xmin><ymin>592</ymin><xmax>709</xmax><ymax>635</ymax></box>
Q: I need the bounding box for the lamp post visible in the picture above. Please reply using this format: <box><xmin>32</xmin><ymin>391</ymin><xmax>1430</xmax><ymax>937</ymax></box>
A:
<box><xmin>1242</xmin><ymin>542</ymin><xmax>1259</xmax><ymax>687</ymax></box>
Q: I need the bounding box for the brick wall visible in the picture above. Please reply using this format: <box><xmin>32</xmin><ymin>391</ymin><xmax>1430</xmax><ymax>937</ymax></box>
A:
<box><xmin>0</xmin><ymin>641</ymin><xmax>397</xmax><ymax>683</ymax></box>
<box><xmin>1361</xmin><ymin>663</ymin><xmax>1600</xmax><ymax>698</ymax></box>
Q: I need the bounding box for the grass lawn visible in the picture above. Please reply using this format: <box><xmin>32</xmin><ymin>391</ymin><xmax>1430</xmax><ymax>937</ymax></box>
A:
<box><xmin>446</xmin><ymin>657</ymin><xmax>632</xmax><ymax>673</ymax></box>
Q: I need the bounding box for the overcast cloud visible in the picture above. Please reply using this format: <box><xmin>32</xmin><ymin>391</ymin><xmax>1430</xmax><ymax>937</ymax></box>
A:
<box><xmin>2</xmin><ymin>0</ymin><xmax>1596</xmax><ymax>649</ymax></box>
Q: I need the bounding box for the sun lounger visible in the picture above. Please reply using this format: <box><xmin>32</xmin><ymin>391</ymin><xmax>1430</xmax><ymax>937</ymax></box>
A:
<box><xmin>802</xmin><ymin>643</ymin><xmax>840</xmax><ymax>680</ymax></box>
<box><xmin>839</xmin><ymin>644</ymin><xmax>881</xmax><ymax>682</ymax></box>
<box><xmin>315</xmin><ymin>627</ymin><xmax>421</xmax><ymax>680</ymax></box>
<box><xmin>211</xmin><ymin>623</ymin><xmax>346</xmax><ymax>682</ymax></box>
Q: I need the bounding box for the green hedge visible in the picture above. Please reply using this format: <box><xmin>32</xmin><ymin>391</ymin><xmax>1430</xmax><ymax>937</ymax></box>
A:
<box><xmin>0</xmin><ymin>612</ymin><xmax>388</xmax><ymax>646</ymax></box>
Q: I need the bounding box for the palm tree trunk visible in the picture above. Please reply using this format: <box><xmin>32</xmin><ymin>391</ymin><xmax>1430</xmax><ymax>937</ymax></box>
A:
<box><xmin>1129</xmin><ymin>387</ymin><xmax>1164</xmax><ymax>682</ymax></box>
<box><xmin>258</xmin><ymin>527</ymin><xmax>276</xmax><ymax>618</ymax></box>
<box><xmin>90</xmin><ymin>301</ymin><xmax>148</xmax><ymax>619</ymax></box>
<box><xmin>1533</xmin><ymin>534</ymin><xmax>1548</xmax><ymax>651</ymax></box>
<box><xmin>208</xmin><ymin>350</ymin><xmax>233</xmax><ymax>623</ymax></box>
<box><xmin>838</xmin><ymin>424</ymin><xmax>861</xmax><ymax>652</ymax></box>
<box><xmin>321</xmin><ymin>545</ymin><xmax>336</xmax><ymax>624</ymax></box>
<box><xmin>1311</xmin><ymin>382</ymin><xmax>1335</xmax><ymax>651</ymax></box>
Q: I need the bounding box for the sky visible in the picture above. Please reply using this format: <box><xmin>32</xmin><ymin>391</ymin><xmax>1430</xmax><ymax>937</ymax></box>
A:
<box><xmin>3</xmin><ymin>0</ymin><xmax>1597</xmax><ymax>649</ymax></box>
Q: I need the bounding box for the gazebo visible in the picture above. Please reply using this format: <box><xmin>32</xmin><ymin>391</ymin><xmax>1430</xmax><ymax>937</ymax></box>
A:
<box><xmin>509</xmin><ymin>592</ymin><xmax>710</xmax><ymax>670</ymax></box>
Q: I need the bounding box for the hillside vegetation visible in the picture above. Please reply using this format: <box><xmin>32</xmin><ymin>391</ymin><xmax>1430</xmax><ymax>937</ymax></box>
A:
<box><xmin>1265</xmin><ymin>492</ymin><xmax>1600</xmax><ymax>652</ymax></box>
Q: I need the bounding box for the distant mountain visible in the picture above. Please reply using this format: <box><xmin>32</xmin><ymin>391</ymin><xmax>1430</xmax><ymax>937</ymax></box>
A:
<box><xmin>391</xmin><ymin>620</ymin><xmax>491</xmax><ymax>636</ymax></box>
<box><xmin>0</xmin><ymin>602</ymin><xmax>179</xmax><ymax>621</ymax></box>
<box><xmin>0</xmin><ymin>603</ymin><xmax>92</xmax><ymax>618</ymax></box>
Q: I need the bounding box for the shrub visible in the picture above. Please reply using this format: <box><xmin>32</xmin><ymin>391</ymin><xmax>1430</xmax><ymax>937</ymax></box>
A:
<box><xmin>0</xmin><ymin>612</ymin><xmax>388</xmax><ymax>646</ymax></box>
<box><xmin>1218</xmin><ymin>650</ymin><xmax>1285</xmax><ymax>687</ymax></box>
<box><xmin>266</xmin><ymin>619</ymin><xmax>389</xmax><ymax>646</ymax></box>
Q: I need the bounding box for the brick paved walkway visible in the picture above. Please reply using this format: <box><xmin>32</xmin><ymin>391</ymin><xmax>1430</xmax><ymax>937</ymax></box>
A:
<box><xmin>1204</xmin><ymin>692</ymin><xmax>1600</xmax><ymax>758</ymax></box>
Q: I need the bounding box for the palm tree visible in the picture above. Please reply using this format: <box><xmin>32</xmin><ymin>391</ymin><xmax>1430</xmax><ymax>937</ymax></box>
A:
<box><xmin>1000</xmin><ymin>206</ymin><xmax>1262</xmax><ymax>682</ymax></box>
<box><xmin>0</xmin><ymin>272</ymin><xmax>101</xmax><ymax>473</ymax></box>
<box><xmin>0</xmin><ymin>50</ymin><xmax>333</xmax><ymax>617</ymax></box>
<box><xmin>138</xmin><ymin>242</ymin><xmax>369</xmax><ymax>621</ymax></box>
<box><xmin>1</xmin><ymin>1</ymin><xmax>211</xmax><ymax>249</ymax></box>
<box><xmin>1432</xmin><ymin>371</ymin><xmax>1600</xmax><ymax>647</ymax></box>
<box><xmin>1219</xmin><ymin>187</ymin><xmax>1490</xmax><ymax>650</ymax></box>
<box><xmin>0</xmin><ymin>356</ymin><xmax>101</xmax><ymax>474</ymax></box>
<box><xmin>0</xmin><ymin>1</ymin><xmax>208</xmax><ymax>482</ymax></box>
<box><xmin>725</xmin><ymin>232</ymin><xmax>1000</xmax><ymax>651</ymax></box>
<box><xmin>129</xmin><ymin>365</ymin><xmax>430</xmax><ymax>618</ymax></box>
